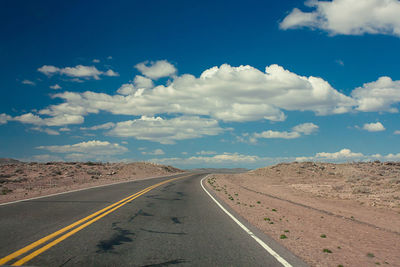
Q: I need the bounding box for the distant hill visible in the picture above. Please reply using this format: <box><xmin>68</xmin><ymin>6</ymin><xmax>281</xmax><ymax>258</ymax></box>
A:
<box><xmin>0</xmin><ymin>158</ymin><xmax>21</xmax><ymax>165</ymax></box>
<box><xmin>189</xmin><ymin>168</ymin><xmax>250</xmax><ymax>174</ymax></box>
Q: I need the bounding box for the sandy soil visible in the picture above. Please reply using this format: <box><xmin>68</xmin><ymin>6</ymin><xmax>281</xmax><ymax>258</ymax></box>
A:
<box><xmin>206</xmin><ymin>161</ymin><xmax>400</xmax><ymax>267</ymax></box>
<box><xmin>0</xmin><ymin>161</ymin><xmax>183</xmax><ymax>204</ymax></box>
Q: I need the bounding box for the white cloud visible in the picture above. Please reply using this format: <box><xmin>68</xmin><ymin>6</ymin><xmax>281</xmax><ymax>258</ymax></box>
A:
<box><xmin>22</xmin><ymin>79</ymin><xmax>35</xmax><ymax>86</ymax></box>
<box><xmin>141</xmin><ymin>149</ymin><xmax>165</xmax><ymax>155</ymax></box>
<box><xmin>81</xmin><ymin>122</ymin><xmax>115</xmax><ymax>130</ymax></box>
<box><xmin>385</xmin><ymin>153</ymin><xmax>400</xmax><ymax>160</ymax></box>
<box><xmin>117</xmin><ymin>83</ymin><xmax>136</xmax><ymax>95</ymax></box>
<box><xmin>50</xmin><ymin>84</ymin><xmax>62</xmax><ymax>90</ymax></box>
<box><xmin>0</xmin><ymin>113</ymin><xmax>12</xmax><ymax>124</ymax></box>
<box><xmin>362</xmin><ymin>122</ymin><xmax>385</xmax><ymax>132</ymax></box>
<box><xmin>352</xmin><ymin>76</ymin><xmax>400</xmax><ymax>113</ymax></box>
<box><xmin>14</xmin><ymin>113</ymin><xmax>44</xmax><ymax>125</ymax></box>
<box><xmin>280</xmin><ymin>0</ymin><xmax>400</xmax><ymax>37</ymax></box>
<box><xmin>59</xmin><ymin>127</ymin><xmax>71</xmax><ymax>132</ymax></box>
<box><xmin>296</xmin><ymin>148</ymin><xmax>400</xmax><ymax>163</ymax></box>
<box><xmin>295</xmin><ymin>148</ymin><xmax>364</xmax><ymax>161</ymax></box>
<box><xmin>394</xmin><ymin>130</ymin><xmax>400</xmax><ymax>135</ymax></box>
<box><xmin>14</xmin><ymin>112</ymin><xmax>84</xmax><ymax>126</ymax></box>
<box><xmin>104</xmin><ymin>69</ymin><xmax>119</xmax><ymax>77</ymax></box>
<box><xmin>31</xmin><ymin>127</ymin><xmax>60</xmax><ymax>135</ymax></box>
<box><xmin>252</xmin><ymin>122</ymin><xmax>318</xmax><ymax>141</ymax></box>
<box><xmin>196</xmin><ymin>150</ymin><xmax>217</xmax><ymax>155</ymax></box>
<box><xmin>292</xmin><ymin>122</ymin><xmax>319</xmax><ymax>135</ymax></box>
<box><xmin>135</xmin><ymin>60</ymin><xmax>177</xmax><ymax>79</ymax></box>
<box><xmin>316</xmin><ymin>148</ymin><xmax>364</xmax><ymax>159</ymax></box>
<box><xmin>47</xmin><ymin>63</ymin><xmax>354</xmax><ymax>125</ymax></box>
<box><xmin>107</xmin><ymin>116</ymin><xmax>223</xmax><ymax>144</ymax></box>
<box><xmin>152</xmin><ymin>152</ymin><xmax>261</xmax><ymax>166</ymax></box>
<box><xmin>92</xmin><ymin>59</ymin><xmax>100</xmax><ymax>63</ymax></box>
<box><xmin>38</xmin><ymin>65</ymin><xmax>118</xmax><ymax>80</ymax></box>
<box><xmin>116</xmin><ymin>75</ymin><xmax>153</xmax><ymax>96</ymax></box>
<box><xmin>254</xmin><ymin>130</ymin><xmax>301</xmax><ymax>139</ymax></box>
<box><xmin>134</xmin><ymin>75</ymin><xmax>154</xmax><ymax>88</ymax></box>
<box><xmin>37</xmin><ymin>140</ymin><xmax>128</xmax><ymax>158</ymax></box>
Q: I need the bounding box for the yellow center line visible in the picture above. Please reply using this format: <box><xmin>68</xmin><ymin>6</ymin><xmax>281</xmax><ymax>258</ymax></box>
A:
<box><xmin>0</xmin><ymin>174</ymin><xmax>189</xmax><ymax>266</ymax></box>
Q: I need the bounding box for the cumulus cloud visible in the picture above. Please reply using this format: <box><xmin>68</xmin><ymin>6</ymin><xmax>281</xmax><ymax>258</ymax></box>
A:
<box><xmin>50</xmin><ymin>84</ymin><xmax>62</xmax><ymax>90</ymax></box>
<box><xmin>38</xmin><ymin>65</ymin><xmax>118</xmax><ymax>80</ymax></box>
<box><xmin>394</xmin><ymin>130</ymin><xmax>400</xmax><ymax>135</ymax></box>
<box><xmin>362</xmin><ymin>122</ymin><xmax>385</xmax><ymax>132</ymax></box>
<box><xmin>295</xmin><ymin>148</ymin><xmax>364</xmax><ymax>161</ymax></box>
<box><xmin>14</xmin><ymin>112</ymin><xmax>84</xmax><ymax>126</ymax></box>
<box><xmin>22</xmin><ymin>79</ymin><xmax>35</xmax><ymax>86</ymax></box>
<box><xmin>253</xmin><ymin>122</ymin><xmax>318</xmax><ymax>141</ymax></box>
<box><xmin>92</xmin><ymin>59</ymin><xmax>100</xmax><ymax>63</ymax></box>
<box><xmin>141</xmin><ymin>149</ymin><xmax>165</xmax><ymax>155</ymax></box>
<box><xmin>152</xmin><ymin>152</ymin><xmax>261</xmax><ymax>166</ymax></box>
<box><xmin>81</xmin><ymin>122</ymin><xmax>115</xmax><ymax>130</ymax></box>
<box><xmin>315</xmin><ymin>148</ymin><xmax>364</xmax><ymax>159</ymax></box>
<box><xmin>104</xmin><ymin>69</ymin><xmax>119</xmax><ymax>77</ymax></box>
<box><xmin>296</xmin><ymin>148</ymin><xmax>400</xmax><ymax>163</ymax></box>
<box><xmin>37</xmin><ymin>140</ymin><xmax>128</xmax><ymax>160</ymax></box>
<box><xmin>135</xmin><ymin>60</ymin><xmax>177</xmax><ymax>79</ymax></box>
<box><xmin>31</xmin><ymin>127</ymin><xmax>60</xmax><ymax>136</ymax></box>
<box><xmin>133</xmin><ymin>75</ymin><xmax>154</xmax><ymax>88</ymax></box>
<box><xmin>0</xmin><ymin>113</ymin><xmax>12</xmax><ymax>124</ymax></box>
<box><xmin>107</xmin><ymin>116</ymin><xmax>223</xmax><ymax>144</ymax></box>
<box><xmin>116</xmin><ymin>75</ymin><xmax>153</xmax><ymax>96</ymax></box>
<box><xmin>280</xmin><ymin>0</ymin><xmax>400</xmax><ymax>37</ymax></box>
<box><xmin>352</xmin><ymin>76</ymin><xmax>400</xmax><ymax>113</ymax></box>
<box><xmin>196</xmin><ymin>150</ymin><xmax>217</xmax><ymax>155</ymax></box>
<box><xmin>254</xmin><ymin>130</ymin><xmax>301</xmax><ymax>139</ymax></box>
<box><xmin>45</xmin><ymin>63</ymin><xmax>354</xmax><ymax>125</ymax></box>
<box><xmin>292</xmin><ymin>122</ymin><xmax>319</xmax><ymax>135</ymax></box>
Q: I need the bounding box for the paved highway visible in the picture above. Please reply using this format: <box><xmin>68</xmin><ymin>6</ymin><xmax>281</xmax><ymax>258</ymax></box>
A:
<box><xmin>0</xmin><ymin>173</ymin><xmax>308</xmax><ymax>266</ymax></box>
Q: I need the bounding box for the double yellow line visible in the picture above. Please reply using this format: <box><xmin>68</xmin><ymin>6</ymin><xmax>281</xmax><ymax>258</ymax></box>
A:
<box><xmin>0</xmin><ymin>175</ymin><xmax>188</xmax><ymax>266</ymax></box>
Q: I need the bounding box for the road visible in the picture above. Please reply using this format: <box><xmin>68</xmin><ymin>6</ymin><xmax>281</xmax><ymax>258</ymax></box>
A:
<box><xmin>0</xmin><ymin>173</ymin><xmax>308</xmax><ymax>266</ymax></box>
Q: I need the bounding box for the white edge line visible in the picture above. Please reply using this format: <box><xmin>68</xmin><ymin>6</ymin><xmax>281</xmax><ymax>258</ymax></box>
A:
<box><xmin>0</xmin><ymin>172</ymin><xmax>185</xmax><ymax>207</ymax></box>
<box><xmin>201</xmin><ymin>175</ymin><xmax>293</xmax><ymax>267</ymax></box>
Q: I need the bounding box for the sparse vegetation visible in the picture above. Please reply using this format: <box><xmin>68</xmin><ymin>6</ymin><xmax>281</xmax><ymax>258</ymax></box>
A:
<box><xmin>320</xmin><ymin>234</ymin><xmax>327</xmax><ymax>238</ymax></box>
<box><xmin>1</xmin><ymin>187</ymin><xmax>12</xmax><ymax>195</ymax></box>
<box><xmin>323</xmin><ymin>249</ymin><xmax>332</xmax><ymax>253</ymax></box>
<box><xmin>367</xmin><ymin>253</ymin><xmax>375</xmax><ymax>258</ymax></box>
<box><xmin>280</xmin><ymin>234</ymin><xmax>287</xmax><ymax>239</ymax></box>
<box><xmin>272</xmin><ymin>208</ymin><xmax>277</xmax><ymax>212</ymax></box>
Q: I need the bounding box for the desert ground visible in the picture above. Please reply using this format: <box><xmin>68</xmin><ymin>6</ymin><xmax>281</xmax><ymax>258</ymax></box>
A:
<box><xmin>206</xmin><ymin>161</ymin><xmax>400</xmax><ymax>267</ymax></box>
<box><xmin>0</xmin><ymin>160</ymin><xmax>183</xmax><ymax>204</ymax></box>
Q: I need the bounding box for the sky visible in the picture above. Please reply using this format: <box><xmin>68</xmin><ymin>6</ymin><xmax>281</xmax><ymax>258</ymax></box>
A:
<box><xmin>1</xmin><ymin>0</ymin><xmax>400</xmax><ymax>169</ymax></box>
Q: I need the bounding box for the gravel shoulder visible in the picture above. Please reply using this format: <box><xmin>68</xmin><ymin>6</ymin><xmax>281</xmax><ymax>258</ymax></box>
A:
<box><xmin>206</xmin><ymin>161</ymin><xmax>400</xmax><ymax>267</ymax></box>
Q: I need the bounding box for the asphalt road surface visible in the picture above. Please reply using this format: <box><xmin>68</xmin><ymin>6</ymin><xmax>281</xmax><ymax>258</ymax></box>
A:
<box><xmin>0</xmin><ymin>173</ymin><xmax>308</xmax><ymax>266</ymax></box>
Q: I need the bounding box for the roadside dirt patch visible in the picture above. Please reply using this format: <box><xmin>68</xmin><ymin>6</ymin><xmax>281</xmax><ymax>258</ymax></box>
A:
<box><xmin>206</xmin><ymin>161</ymin><xmax>400</xmax><ymax>267</ymax></box>
<box><xmin>0</xmin><ymin>162</ymin><xmax>183</xmax><ymax>204</ymax></box>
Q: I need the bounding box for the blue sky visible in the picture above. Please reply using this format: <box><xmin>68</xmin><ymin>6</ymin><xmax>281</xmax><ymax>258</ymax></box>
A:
<box><xmin>1</xmin><ymin>0</ymin><xmax>400</xmax><ymax>168</ymax></box>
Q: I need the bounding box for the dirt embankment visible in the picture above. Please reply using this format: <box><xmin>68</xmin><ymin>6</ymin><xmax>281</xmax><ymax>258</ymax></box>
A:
<box><xmin>206</xmin><ymin>161</ymin><xmax>400</xmax><ymax>267</ymax></box>
<box><xmin>0</xmin><ymin>161</ymin><xmax>183</xmax><ymax>204</ymax></box>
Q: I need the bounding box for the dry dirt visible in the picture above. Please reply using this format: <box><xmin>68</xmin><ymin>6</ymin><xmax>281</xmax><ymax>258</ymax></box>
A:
<box><xmin>206</xmin><ymin>161</ymin><xmax>400</xmax><ymax>267</ymax></box>
<box><xmin>0</xmin><ymin>161</ymin><xmax>183</xmax><ymax>204</ymax></box>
